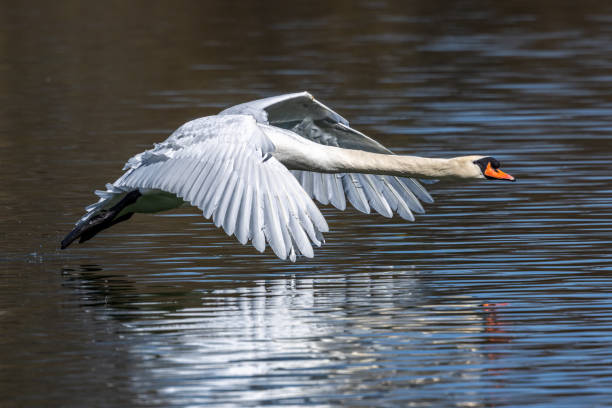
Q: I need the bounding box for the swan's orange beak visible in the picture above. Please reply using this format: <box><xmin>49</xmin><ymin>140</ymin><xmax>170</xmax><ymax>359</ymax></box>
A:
<box><xmin>485</xmin><ymin>162</ymin><xmax>515</xmax><ymax>181</ymax></box>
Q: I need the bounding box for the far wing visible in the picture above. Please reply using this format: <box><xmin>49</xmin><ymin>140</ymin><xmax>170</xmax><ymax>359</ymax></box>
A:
<box><xmin>227</xmin><ymin>92</ymin><xmax>434</xmax><ymax>220</ymax></box>
<box><xmin>220</xmin><ymin>91</ymin><xmax>348</xmax><ymax>126</ymax></box>
<box><xmin>113</xmin><ymin>115</ymin><xmax>328</xmax><ymax>261</ymax></box>
<box><xmin>220</xmin><ymin>91</ymin><xmax>389</xmax><ymax>153</ymax></box>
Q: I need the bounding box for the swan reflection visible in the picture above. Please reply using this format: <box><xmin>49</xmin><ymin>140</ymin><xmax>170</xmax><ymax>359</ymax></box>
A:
<box><xmin>66</xmin><ymin>265</ymin><xmax>511</xmax><ymax>406</ymax></box>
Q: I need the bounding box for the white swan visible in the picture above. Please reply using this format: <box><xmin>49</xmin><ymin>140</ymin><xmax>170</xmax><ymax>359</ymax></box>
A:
<box><xmin>61</xmin><ymin>91</ymin><xmax>515</xmax><ymax>261</ymax></box>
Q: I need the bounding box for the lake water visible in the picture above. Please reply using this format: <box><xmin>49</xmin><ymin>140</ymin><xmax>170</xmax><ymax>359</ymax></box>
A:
<box><xmin>2</xmin><ymin>1</ymin><xmax>612</xmax><ymax>406</ymax></box>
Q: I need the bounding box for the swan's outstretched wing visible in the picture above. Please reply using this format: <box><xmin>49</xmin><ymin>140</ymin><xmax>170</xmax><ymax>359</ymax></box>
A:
<box><xmin>108</xmin><ymin>115</ymin><xmax>328</xmax><ymax>261</ymax></box>
<box><xmin>220</xmin><ymin>91</ymin><xmax>348</xmax><ymax>128</ymax></box>
<box><xmin>222</xmin><ymin>91</ymin><xmax>433</xmax><ymax>220</ymax></box>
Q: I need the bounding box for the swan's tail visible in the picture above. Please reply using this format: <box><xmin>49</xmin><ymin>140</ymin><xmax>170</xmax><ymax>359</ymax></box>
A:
<box><xmin>61</xmin><ymin>189</ymin><xmax>141</xmax><ymax>249</ymax></box>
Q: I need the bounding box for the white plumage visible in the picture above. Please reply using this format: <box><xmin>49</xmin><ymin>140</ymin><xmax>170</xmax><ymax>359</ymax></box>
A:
<box><xmin>63</xmin><ymin>91</ymin><xmax>514</xmax><ymax>261</ymax></box>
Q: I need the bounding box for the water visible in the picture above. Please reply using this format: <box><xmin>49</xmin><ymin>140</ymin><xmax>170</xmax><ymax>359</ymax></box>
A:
<box><xmin>2</xmin><ymin>1</ymin><xmax>612</xmax><ymax>406</ymax></box>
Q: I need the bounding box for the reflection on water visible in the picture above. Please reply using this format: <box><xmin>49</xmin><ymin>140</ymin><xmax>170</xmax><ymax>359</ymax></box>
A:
<box><xmin>65</xmin><ymin>265</ymin><xmax>511</xmax><ymax>407</ymax></box>
<box><xmin>2</xmin><ymin>0</ymin><xmax>612</xmax><ymax>407</ymax></box>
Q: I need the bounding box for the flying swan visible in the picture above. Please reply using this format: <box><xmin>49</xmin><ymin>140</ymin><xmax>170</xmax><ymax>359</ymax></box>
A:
<box><xmin>61</xmin><ymin>92</ymin><xmax>515</xmax><ymax>261</ymax></box>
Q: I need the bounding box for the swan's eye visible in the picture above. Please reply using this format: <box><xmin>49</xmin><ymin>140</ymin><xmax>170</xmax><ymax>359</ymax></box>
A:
<box><xmin>473</xmin><ymin>157</ymin><xmax>496</xmax><ymax>172</ymax></box>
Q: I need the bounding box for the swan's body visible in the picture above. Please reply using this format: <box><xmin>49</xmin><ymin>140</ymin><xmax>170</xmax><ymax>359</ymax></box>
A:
<box><xmin>62</xmin><ymin>92</ymin><xmax>514</xmax><ymax>261</ymax></box>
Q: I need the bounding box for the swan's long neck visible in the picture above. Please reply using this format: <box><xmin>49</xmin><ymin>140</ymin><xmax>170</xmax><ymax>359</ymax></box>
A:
<box><xmin>323</xmin><ymin>148</ymin><xmax>465</xmax><ymax>179</ymax></box>
<box><xmin>268</xmin><ymin>129</ymin><xmax>478</xmax><ymax>180</ymax></box>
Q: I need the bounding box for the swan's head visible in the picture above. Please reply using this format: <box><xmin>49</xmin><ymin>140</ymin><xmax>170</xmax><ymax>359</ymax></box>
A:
<box><xmin>471</xmin><ymin>156</ymin><xmax>515</xmax><ymax>181</ymax></box>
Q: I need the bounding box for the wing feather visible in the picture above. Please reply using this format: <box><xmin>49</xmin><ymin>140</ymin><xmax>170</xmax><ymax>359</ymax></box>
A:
<box><xmin>282</xmin><ymin>171</ymin><xmax>324</xmax><ymax>247</ymax></box>
<box><xmin>262</xmin><ymin>179</ymin><xmax>286</xmax><ymax>259</ymax></box>
<box><xmin>250</xmin><ymin>168</ymin><xmax>266</xmax><ymax>252</ymax></box>
<box><xmin>387</xmin><ymin>176</ymin><xmax>425</xmax><ymax>214</ymax></box>
<box><xmin>273</xmin><ymin>190</ymin><xmax>294</xmax><ymax>260</ymax></box>
<box><xmin>214</xmin><ymin>172</ymin><xmax>238</xmax><ymax>228</ymax></box>
<box><xmin>175</xmin><ymin>155</ymin><xmax>203</xmax><ymax>197</ymax></box>
<box><xmin>195</xmin><ymin>150</ymin><xmax>226</xmax><ymax>209</ymax></box>
<box><xmin>216</xmin><ymin>145</ymin><xmax>249</xmax><ymax>231</ymax></box>
<box><xmin>343</xmin><ymin>173</ymin><xmax>370</xmax><ymax>214</ymax></box>
<box><xmin>302</xmin><ymin>171</ymin><xmax>314</xmax><ymax>197</ymax></box>
<box><xmin>159</xmin><ymin>160</ymin><xmax>182</xmax><ymax>190</ymax></box>
<box><xmin>379</xmin><ymin>177</ymin><xmax>415</xmax><ymax>221</ymax></box>
<box><xmin>282</xmin><ymin>190</ymin><xmax>314</xmax><ymax>258</ymax></box>
<box><xmin>358</xmin><ymin>174</ymin><xmax>393</xmax><ymax>218</ymax></box>
<box><xmin>183</xmin><ymin>155</ymin><xmax>215</xmax><ymax>203</ymax></box>
<box><xmin>240</xmin><ymin>92</ymin><xmax>433</xmax><ymax>220</ymax></box>
<box><xmin>235</xmin><ymin>183</ymin><xmax>252</xmax><ymax>245</ymax></box>
<box><xmin>110</xmin><ymin>115</ymin><xmax>325</xmax><ymax>260</ymax></box>
<box><xmin>313</xmin><ymin>172</ymin><xmax>329</xmax><ymax>205</ymax></box>
<box><xmin>148</xmin><ymin>162</ymin><xmax>167</xmax><ymax>189</ymax></box>
<box><xmin>203</xmin><ymin>158</ymin><xmax>232</xmax><ymax>219</ymax></box>
<box><xmin>223</xmin><ymin>173</ymin><xmax>245</xmax><ymax>237</ymax></box>
<box><xmin>402</xmin><ymin>177</ymin><xmax>434</xmax><ymax>204</ymax></box>
<box><xmin>329</xmin><ymin>173</ymin><xmax>346</xmax><ymax>211</ymax></box>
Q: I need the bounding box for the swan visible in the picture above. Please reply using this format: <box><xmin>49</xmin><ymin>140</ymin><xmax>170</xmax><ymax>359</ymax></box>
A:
<box><xmin>61</xmin><ymin>91</ymin><xmax>515</xmax><ymax>261</ymax></box>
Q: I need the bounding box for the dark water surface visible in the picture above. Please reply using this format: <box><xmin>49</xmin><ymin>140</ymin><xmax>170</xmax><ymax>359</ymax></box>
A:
<box><xmin>2</xmin><ymin>1</ymin><xmax>612</xmax><ymax>406</ymax></box>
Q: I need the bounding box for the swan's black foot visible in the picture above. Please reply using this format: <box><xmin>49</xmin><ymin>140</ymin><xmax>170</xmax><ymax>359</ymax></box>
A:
<box><xmin>61</xmin><ymin>190</ymin><xmax>142</xmax><ymax>249</ymax></box>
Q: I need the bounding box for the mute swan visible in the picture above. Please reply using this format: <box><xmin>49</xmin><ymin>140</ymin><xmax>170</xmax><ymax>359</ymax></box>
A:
<box><xmin>61</xmin><ymin>91</ymin><xmax>515</xmax><ymax>261</ymax></box>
